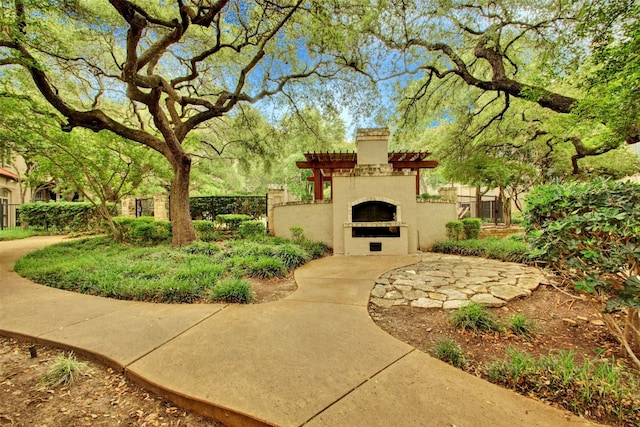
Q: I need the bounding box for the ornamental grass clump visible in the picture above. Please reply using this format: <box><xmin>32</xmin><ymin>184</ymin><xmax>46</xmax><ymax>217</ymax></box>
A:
<box><xmin>432</xmin><ymin>337</ymin><xmax>468</xmax><ymax>369</ymax></box>
<box><xmin>486</xmin><ymin>348</ymin><xmax>640</xmax><ymax>426</ymax></box>
<box><xmin>40</xmin><ymin>353</ymin><xmax>90</xmax><ymax>388</ymax></box>
<box><xmin>450</xmin><ymin>302</ymin><xmax>501</xmax><ymax>333</ymax></box>
<box><xmin>507</xmin><ymin>313</ymin><xmax>538</xmax><ymax>338</ymax></box>
<box><xmin>210</xmin><ymin>278</ymin><xmax>254</xmax><ymax>303</ymax></box>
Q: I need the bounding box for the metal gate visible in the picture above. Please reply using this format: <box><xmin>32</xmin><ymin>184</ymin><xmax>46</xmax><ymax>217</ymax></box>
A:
<box><xmin>135</xmin><ymin>198</ymin><xmax>154</xmax><ymax>217</ymax></box>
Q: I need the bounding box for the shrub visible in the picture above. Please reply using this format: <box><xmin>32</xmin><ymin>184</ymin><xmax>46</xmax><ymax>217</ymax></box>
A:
<box><xmin>289</xmin><ymin>226</ymin><xmax>305</xmax><ymax>242</ymax></box>
<box><xmin>128</xmin><ymin>220</ymin><xmax>171</xmax><ymax>245</ymax></box>
<box><xmin>193</xmin><ymin>220</ymin><xmax>221</xmax><ymax>241</ymax></box>
<box><xmin>524</xmin><ymin>179</ymin><xmax>640</xmax><ymax>365</ymax></box>
<box><xmin>18</xmin><ymin>202</ymin><xmax>101</xmax><ymax>232</ymax></box>
<box><xmin>432</xmin><ymin>337</ymin><xmax>468</xmax><ymax>369</ymax></box>
<box><xmin>461</xmin><ymin>218</ymin><xmax>482</xmax><ymax>239</ymax></box>
<box><xmin>216</xmin><ymin>214</ymin><xmax>251</xmax><ymax>231</ymax></box>
<box><xmin>431</xmin><ymin>238</ymin><xmax>531</xmax><ymax>264</ymax></box>
<box><xmin>40</xmin><ymin>353</ymin><xmax>89</xmax><ymax>388</ymax></box>
<box><xmin>238</xmin><ymin>220</ymin><xmax>266</xmax><ymax>239</ymax></box>
<box><xmin>445</xmin><ymin>220</ymin><xmax>464</xmax><ymax>240</ymax></box>
<box><xmin>210</xmin><ymin>278</ymin><xmax>254</xmax><ymax>303</ymax></box>
<box><xmin>450</xmin><ymin>302</ymin><xmax>501</xmax><ymax>333</ymax></box>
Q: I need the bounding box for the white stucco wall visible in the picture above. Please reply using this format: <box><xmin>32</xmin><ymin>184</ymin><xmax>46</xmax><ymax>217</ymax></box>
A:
<box><xmin>272</xmin><ymin>201</ymin><xmax>333</xmax><ymax>246</ymax></box>
<box><xmin>416</xmin><ymin>200</ymin><xmax>457</xmax><ymax>250</ymax></box>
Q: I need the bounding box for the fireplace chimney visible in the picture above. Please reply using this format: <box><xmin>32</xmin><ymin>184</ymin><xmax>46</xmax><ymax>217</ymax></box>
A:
<box><xmin>356</xmin><ymin>128</ymin><xmax>390</xmax><ymax>165</ymax></box>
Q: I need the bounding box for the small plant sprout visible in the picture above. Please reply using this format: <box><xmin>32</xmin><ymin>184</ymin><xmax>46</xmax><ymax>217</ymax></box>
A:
<box><xmin>508</xmin><ymin>313</ymin><xmax>537</xmax><ymax>337</ymax></box>
<box><xmin>40</xmin><ymin>352</ymin><xmax>90</xmax><ymax>388</ymax></box>
<box><xmin>432</xmin><ymin>337</ymin><xmax>468</xmax><ymax>369</ymax></box>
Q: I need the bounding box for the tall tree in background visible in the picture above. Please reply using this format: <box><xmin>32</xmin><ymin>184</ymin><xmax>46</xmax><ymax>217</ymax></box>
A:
<box><xmin>344</xmin><ymin>0</ymin><xmax>638</xmax><ymax>172</ymax></box>
<box><xmin>0</xmin><ymin>0</ymin><xmax>352</xmax><ymax>246</ymax></box>
<box><xmin>0</xmin><ymin>95</ymin><xmax>159</xmax><ymax>239</ymax></box>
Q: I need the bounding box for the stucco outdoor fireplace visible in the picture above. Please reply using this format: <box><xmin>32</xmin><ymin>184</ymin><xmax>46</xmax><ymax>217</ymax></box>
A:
<box><xmin>270</xmin><ymin>127</ymin><xmax>455</xmax><ymax>255</ymax></box>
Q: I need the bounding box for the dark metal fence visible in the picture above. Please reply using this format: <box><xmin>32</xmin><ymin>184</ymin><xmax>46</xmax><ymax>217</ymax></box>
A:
<box><xmin>457</xmin><ymin>195</ymin><xmax>504</xmax><ymax>223</ymax></box>
<box><xmin>190</xmin><ymin>196</ymin><xmax>267</xmax><ymax>221</ymax></box>
<box><xmin>135</xmin><ymin>198</ymin><xmax>154</xmax><ymax>217</ymax></box>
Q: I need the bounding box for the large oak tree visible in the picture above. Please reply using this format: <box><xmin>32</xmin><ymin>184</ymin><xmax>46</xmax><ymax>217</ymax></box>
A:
<box><xmin>0</xmin><ymin>0</ymin><xmax>346</xmax><ymax>245</ymax></box>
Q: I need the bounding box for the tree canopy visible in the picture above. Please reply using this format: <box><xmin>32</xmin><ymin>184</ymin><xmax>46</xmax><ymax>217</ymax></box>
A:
<box><xmin>0</xmin><ymin>0</ymin><xmax>357</xmax><ymax>245</ymax></box>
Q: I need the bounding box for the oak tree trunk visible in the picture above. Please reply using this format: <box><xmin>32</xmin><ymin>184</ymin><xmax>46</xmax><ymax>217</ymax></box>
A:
<box><xmin>169</xmin><ymin>154</ymin><xmax>197</xmax><ymax>247</ymax></box>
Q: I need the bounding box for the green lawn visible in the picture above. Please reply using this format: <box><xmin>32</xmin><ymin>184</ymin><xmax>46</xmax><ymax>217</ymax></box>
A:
<box><xmin>0</xmin><ymin>228</ymin><xmax>38</xmax><ymax>241</ymax></box>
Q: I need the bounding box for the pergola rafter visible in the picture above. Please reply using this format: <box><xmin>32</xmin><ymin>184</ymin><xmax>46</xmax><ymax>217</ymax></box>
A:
<box><xmin>296</xmin><ymin>151</ymin><xmax>438</xmax><ymax>200</ymax></box>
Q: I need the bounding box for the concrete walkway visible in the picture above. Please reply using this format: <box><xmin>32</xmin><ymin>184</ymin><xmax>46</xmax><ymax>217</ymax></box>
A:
<box><xmin>0</xmin><ymin>237</ymin><xmax>599</xmax><ymax>426</ymax></box>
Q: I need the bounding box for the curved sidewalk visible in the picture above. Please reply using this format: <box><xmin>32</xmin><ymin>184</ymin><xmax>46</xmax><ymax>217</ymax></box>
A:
<box><xmin>0</xmin><ymin>237</ymin><xmax>598</xmax><ymax>426</ymax></box>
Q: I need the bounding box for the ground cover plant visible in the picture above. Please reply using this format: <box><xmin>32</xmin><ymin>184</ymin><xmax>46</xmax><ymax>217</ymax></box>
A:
<box><xmin>431</xmin><ymin>235</ymin><xmax>531</xmax><ymax>264</ymax></box>
<box><xmin>14</xmin><ymin>230</ymin><xmax>328</xmax><ymax>304</ymax></box>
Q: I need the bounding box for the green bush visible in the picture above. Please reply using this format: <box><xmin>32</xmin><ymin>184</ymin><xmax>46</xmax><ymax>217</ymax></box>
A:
<box><xmin>289</xmin><ymin>226</ymin><xmax>305</xmax><ymax>242</ymax></box>
<box><xmin>210</xmin><ymin>278</ymin><xmax>254</xmax><ymax>303</ymax></box>
<box><xmin>238</xmin><ymin>220</ymin><xmax>266</xmax><ymax>239</ymax></box>
<box><xmin>461</xmin><ymin>218</ymin><xmax>482</xmax><ymax>239</ymax></box>
<box><xmin>216</xmin><ymin>214</ymin><xmax>251</xmax><ymax>231</ymax></box>
<box><xmin>18</xmin><ymin>202</ymin><xmax>101</xmax><ymax>232</ymax></box>
<box><xmin>450</xmin><ymin>302</ymin><xmax>501</xmax><ymax>333</ymax></box>
<box><xmin>524</xmin><ymin>179</ymin><xmax>640</xmax><ymax>310</ymax></box>
<box><xmin>113</xmin><ymin>217</ymin><xmax>172</xmax><ymax>245</ymax></box>
<box><xmin>193</xmin><ymin>220</ymin><xmax>221</xmax><ymax>241</ymax></box>
<box><xmin>445</xmin><ymin>220</ymin><xmax>464</xmax><ymax>240</ymax></box>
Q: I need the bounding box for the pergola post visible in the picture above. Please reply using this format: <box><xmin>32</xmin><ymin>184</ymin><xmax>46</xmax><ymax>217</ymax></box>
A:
<box><xmin>415</xmin><ymin>169</ymin><xmax>421</xmax><ymax>195</ymax></box>
<box><xmin>313</xmin><ymin>169</ymin><xmax>324</xmax><ymax>200</ymax></box>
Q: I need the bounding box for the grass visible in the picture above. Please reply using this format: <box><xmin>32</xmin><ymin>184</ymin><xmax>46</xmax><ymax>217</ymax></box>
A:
<box><xmin>431</xmin><ymin>337</ymin><xmax>468</xmax><ymax>369</ymax></box>
<box><xmin>209</xmin><ymin>277</ymin><xmax>254</xmax><ymax>303</ymax></box>
<box><xmin>507</xmin><ymin>313</ymin><xmax>538</xmax><ymax>337</ymax></box>
<box><xmin>486</xmin><ymin>348</ymin><xmax>640</xmax><ymax>425</ymax></box>
<box><xmin>431</xmin><ymin>237</ymin><xmax>531</xmax><ymax>263</ymax></box>
<box><xmin>14</xmin><ymin>234</ymin><xmax>327</xmax><ymax>304</ymax></box>
<box><xmin>449</xmin><ymin>302</ymin><xmax>501</xmax><ymax>333</ymax></box>
<box><xmin>40</xmin><ymin>353</ymin><xmax>90</xmax><ymax>388</ymax></box>
<box><xmin>0</xmin><ymin>228</ymin><xmax>38</xmax><ymax>241</ymax></box>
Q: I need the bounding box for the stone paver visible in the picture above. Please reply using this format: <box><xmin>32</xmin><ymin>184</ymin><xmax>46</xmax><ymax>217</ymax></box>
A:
<box><xmin>373</xmin><ymin>253</ymin><xmax>545</xmax><ymax>310</ymax></box>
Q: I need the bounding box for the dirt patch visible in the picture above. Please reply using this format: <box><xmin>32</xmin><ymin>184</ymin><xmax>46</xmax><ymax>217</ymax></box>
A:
<box><xmin>0</xmin><ymin>337</ymin><xmax>224</xmax><ymax>427</ymax></box>
<box><xmin>370</xmin><ymin>284</ymin><xmax>620</xmax><ymax>367</ymax></box>
<box><xmin>249</xmin><ymin>275</ymin><xmax>297</xmax><ymax>304</ymax></box>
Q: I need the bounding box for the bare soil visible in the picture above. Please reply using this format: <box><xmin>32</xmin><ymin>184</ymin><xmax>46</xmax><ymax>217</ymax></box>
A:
<box><xmin>0</xmin><ymin>337</ymin><xmax>224</xmax><ymax>427</ymax></box>
<box><xmin>369</xmin><ymin>283</ymin><xmax>620</xmax><ymax>366</ymax></box>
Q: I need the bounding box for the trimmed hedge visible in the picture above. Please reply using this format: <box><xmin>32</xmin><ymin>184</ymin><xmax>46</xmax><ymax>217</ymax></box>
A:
<box><xmin>446</xmin><ymin>220</ymin><xmax>464</xmax><ymax>240</ymax></box>
<box><xmin>18</xmin><ymin>202</ymin><xmax>100</xmax><ymax>232</ymax></box>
